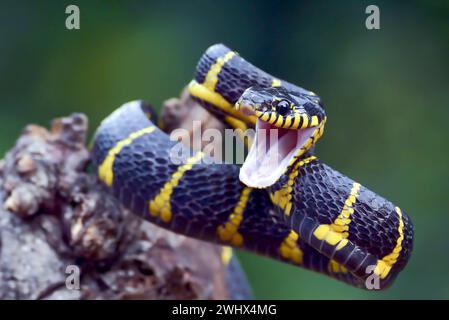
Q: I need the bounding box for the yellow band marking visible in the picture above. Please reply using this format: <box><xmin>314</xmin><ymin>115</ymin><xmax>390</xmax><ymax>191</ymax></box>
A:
<box><xmin>328</xmin><ymin>259</ymin><xmax>348</xmax><ymax>274</ymax></box>
<box><xmin>310</xmin><ymin>115</ymin><xmax>319</xmax><ymax>127</ymax></box>
<box><xmin>284</xmin><ymin>116</ymin><xmax>292</xmax><ymax>128</ymax></box>
<box><xmin>336</xmin><ymin>238</ymin><xmax>349</xmax><ymax>250</ymax></box>
<box><xmin>203</xmin><ymin>51</ymin><xmax>236</xmax><ymax>91</ymax></box>
<box><xmin>270</xmin><ymin>187</ymin><xmax>291</xmax><ymax>215</ymax></box>
<box><xmin>313</xmin><ymin>224</ymin><xmax>346</xmax><ymax>246</ymax></box>
<box><xmin>270</xmin><ymin>156</ymin><xmax>317</xmax><ymax>216</ymax></box>
<box><xmin>98</xmin><ymin>126</ymin><xmax>156</xmax><ymax>186</ymax></box>
<box><xmin>287</xmin><ymin>118</ymin><xmax>326</xmax><ymax>169</ymax></box>
<box><xmin>301</xmin><ymin>114</ymin><xmax>309</xmax><ymax>128</ymax></box>
<box><xmin>149</xmin><ymin>152</ymin><xmax>205</xmax><ymax>223</ymax></box>
<box><xmin>275</xmin><ymin>115</ymin><xmax>284</xmax><ymax>127</ymax></box>
<box><xmin>292</xmin><ymin>113</ymin><xmax>302</xmax><ymax>128</ymax></box>
<box><xmin>279</xmin><ymin>230</ymin><xmax>303</xmax><ymax>265</ymax></box>
<box><xmin>315</xmin><ymin>199</ymin><xmax>404</xmax><ymax>279</ymax></box>
<box><xmin>374</xmin><ymin>207</ymin><xmax>405</xmax><ymax>279</ymax></box>
<box><xmin>313</xmin><ymin>181</ymin><xmax>361</xmax><ymax>250</ymax></box>
<box><xmin>260</xmin><ymin>112</ymin><xmax>270</xmax><ymax>122</ymax></box>
<box><xmin>268</xmin><ymin>112</ymin><xmax>278</xmax><ymax>124</ymax></box>
<box><xmin>330</xmin><ymin>182</ymin><xmax>361</xmax><ymax>236</ymax></box>
<box><xmin>188</xmin><ymin>81</ymin><xmax>257</xmax><ymax>126</ymax></box>
<box><xmin>224</xmin><ymin>116</ymin><xmax>249</xmax><ymax>131</ymax></box>
<box><xmin>217</xmin><ymin>187</ymin><xmax>252</xmax><ymax>247</ymax></box>
<box><xmin>272</xmin><ymin>78</ymin><xmax>282</xmax><ymax>87</ymax></box>
<box><xmin>221</xmin><ymin>246</ymin><xmax>233</xmax><ymax>265</ymax></box>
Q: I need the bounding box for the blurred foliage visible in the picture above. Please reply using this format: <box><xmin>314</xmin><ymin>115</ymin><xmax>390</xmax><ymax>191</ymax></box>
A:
<box><xmin>0</xmin><ymin>0</ymin><xmax>448</xmax><ymax>299</ymax></box>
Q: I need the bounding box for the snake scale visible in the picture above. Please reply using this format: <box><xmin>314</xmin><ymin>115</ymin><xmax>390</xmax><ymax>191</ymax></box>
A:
<box><xmin>92</xmin><ymin>44</ymin><xmax>414</xmax><ymax>291</ymax></box>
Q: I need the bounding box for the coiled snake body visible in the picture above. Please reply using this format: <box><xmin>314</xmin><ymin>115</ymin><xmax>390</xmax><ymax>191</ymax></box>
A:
<box><xmin>92</xmin><ymin>44</ymin><xmax>413</xmax><ymax>291</ymax></box>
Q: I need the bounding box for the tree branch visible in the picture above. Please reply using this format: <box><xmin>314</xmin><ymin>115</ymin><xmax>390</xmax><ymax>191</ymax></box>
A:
<box><xmin>0</xmin><ymin>90</ymin><xmax>232</xmax><ymax>300</ymax></box>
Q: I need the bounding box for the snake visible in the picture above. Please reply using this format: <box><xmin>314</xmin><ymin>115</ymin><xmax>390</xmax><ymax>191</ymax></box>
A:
<box><xmin>91</xmin><ymin>44</ymin><xmax>414</xmax><ymax>292</ymax></box>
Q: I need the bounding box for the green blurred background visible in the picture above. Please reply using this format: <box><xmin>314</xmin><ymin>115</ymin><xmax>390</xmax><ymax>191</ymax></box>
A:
<box><xmin>0</xmin><ymin>0</ymin><xmax>448</xmax><ymax>299</ymax></box>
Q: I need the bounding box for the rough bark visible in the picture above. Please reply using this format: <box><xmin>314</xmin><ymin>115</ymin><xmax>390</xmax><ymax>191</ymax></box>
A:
<box><xmin>0</xmin><ymin>89</ymin><xmax>231</xmax><ymax>300</ymax></box>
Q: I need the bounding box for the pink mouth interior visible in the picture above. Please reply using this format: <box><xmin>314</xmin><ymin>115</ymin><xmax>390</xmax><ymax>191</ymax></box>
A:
<box><xmin>240</xmin><ymin>119</ymin><xmax>316</xmax><ymax>188</ymax></box>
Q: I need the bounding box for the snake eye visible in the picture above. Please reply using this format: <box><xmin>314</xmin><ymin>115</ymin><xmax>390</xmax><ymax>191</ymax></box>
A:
<box><xmin>276</xmin><ymin>100</ymin><xmax>290</xmax><ymax>116</ymax></box>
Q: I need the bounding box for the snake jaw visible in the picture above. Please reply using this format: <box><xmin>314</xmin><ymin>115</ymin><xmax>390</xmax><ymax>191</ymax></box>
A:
<box><xmin>236</xmin><ymin>86</ymin><xmax>325</xmax><ymax>188</ymax></box>
<box><xmin>239</xmin><ymin>118</ymin><xmax>317</xmax><ymax>188</ymax></box>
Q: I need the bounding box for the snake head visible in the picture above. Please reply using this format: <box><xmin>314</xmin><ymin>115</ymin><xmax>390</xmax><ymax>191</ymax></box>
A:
<box><xmin>236</xmin><ymin>86</ymin><xmax>325</xmax><ymax>129</ymax></box>
<box><xmin>236</xmin><ymin>86</ymin><xmax>327</xmax><ymax>188</ymax></box>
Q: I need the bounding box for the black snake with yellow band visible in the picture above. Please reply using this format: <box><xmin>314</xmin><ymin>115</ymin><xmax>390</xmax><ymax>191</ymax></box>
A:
<box><xmin>189</xmin><ymin>44</ymin><xmax>413</xmax><ymax>286</ymax></box>
<box><xmin>92</xmin><ymin>101</ymin><xmax>366</xmax><ymax>289</ymax></box>
<box><xmin>92</xmin><ymin>44</ymin><xmax>414</xmax><ymax>291</ymax></box>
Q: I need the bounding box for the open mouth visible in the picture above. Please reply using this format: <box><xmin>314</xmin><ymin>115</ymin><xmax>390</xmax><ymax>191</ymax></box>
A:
<box><xmin>240</xmin><ymin>118</ymin><xmax>317</xmax><ymax>188</ymax></box>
